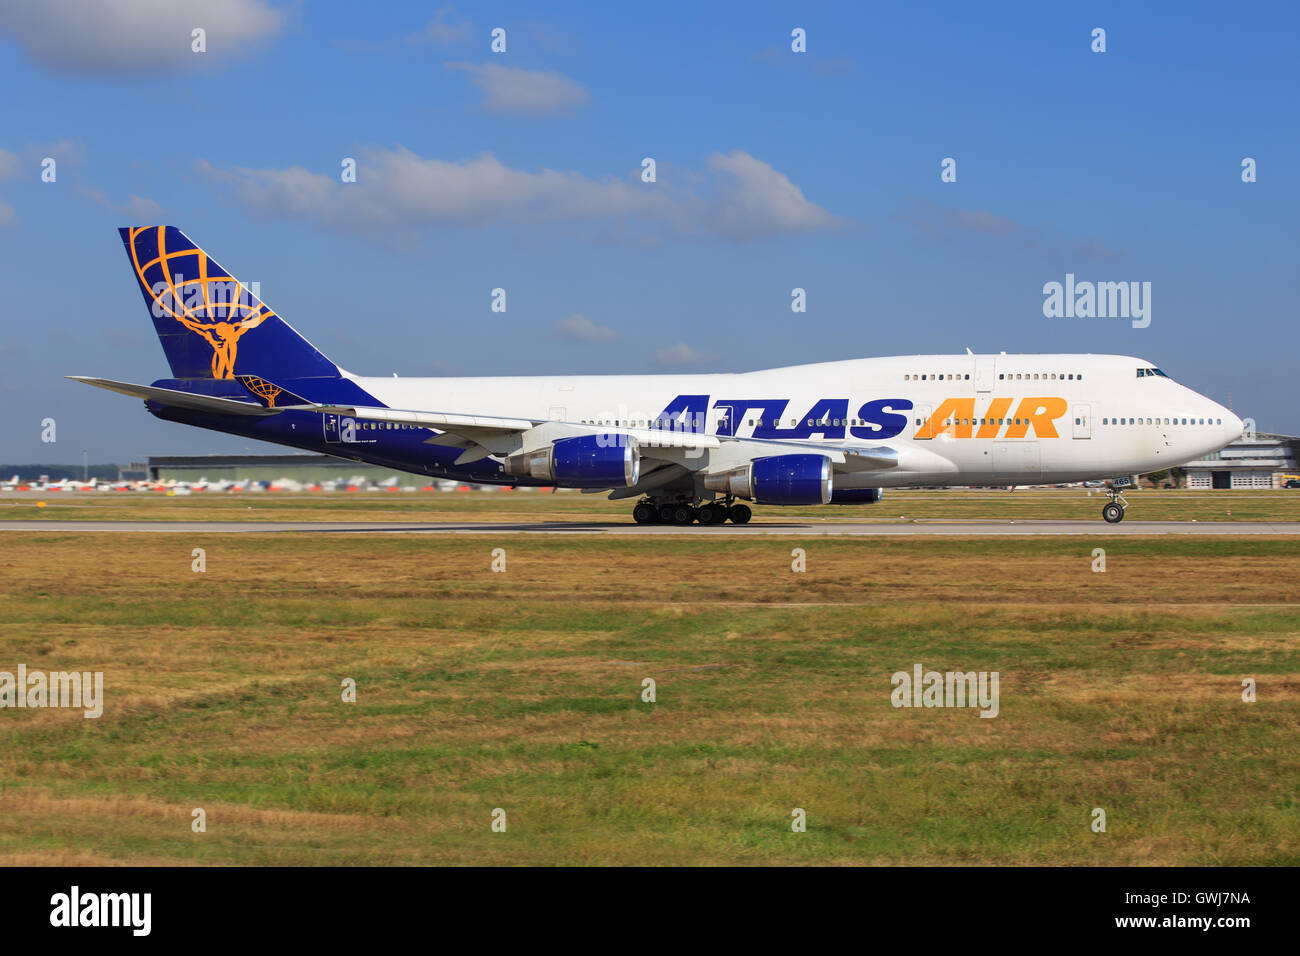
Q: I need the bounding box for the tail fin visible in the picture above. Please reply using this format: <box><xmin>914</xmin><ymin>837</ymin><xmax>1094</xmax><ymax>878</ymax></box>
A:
<box><xmin>119</xmin><ymin>226</ymin><xmax>339</xmax><ymax>381</ymax></box>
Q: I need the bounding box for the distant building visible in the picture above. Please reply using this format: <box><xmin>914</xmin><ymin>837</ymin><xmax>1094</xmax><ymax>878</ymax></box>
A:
<box><xmin>1182</xmin><ymin>433</ymin><xmax>1300</xmax><ymax>489</ymax></box>
<box><xmin>147</xmin><ymin>454</ymin><xmax>430</xmax><ymax>487</ymax></box>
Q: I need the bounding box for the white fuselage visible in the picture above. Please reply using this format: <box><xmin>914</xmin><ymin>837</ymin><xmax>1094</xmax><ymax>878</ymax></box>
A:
<box><xmin>348</xmin><ymin>352</ymin><xmax>1241</xmax><ymax>488</ymax></box>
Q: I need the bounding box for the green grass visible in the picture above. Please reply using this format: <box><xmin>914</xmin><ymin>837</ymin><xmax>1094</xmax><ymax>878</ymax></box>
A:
<box><xmin>0</xmin><ymin>533</ymin><xmax>1296</xmax><ymax>865</ymax></box>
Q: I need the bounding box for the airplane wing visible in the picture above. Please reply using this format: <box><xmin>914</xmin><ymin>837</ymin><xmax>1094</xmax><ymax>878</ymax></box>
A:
<box><xmin>306</xmin><ymin>402</ymin><xmax>722</xmax><ymax>465</ymax></box>
<box><xmin>308</xmin><ymin>404</ymin><xmax>539</xmax><ymax>438</ymax></box>
<box><xmin>302</xmin><ymin>401</ymin><xmax>898</xmax><ymax>472</ymax></box>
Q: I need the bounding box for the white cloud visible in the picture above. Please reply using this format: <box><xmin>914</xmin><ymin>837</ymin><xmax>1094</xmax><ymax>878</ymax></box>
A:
<box><xmin>0</xmin><ymin>0</ymin><xmax>284</xmax><ymax>74</ymax></box>
<box><xmin>446</xmin><ymin>62</ymin><xmax>588</xmax><ymax>113</ymax></box>
<box><xmin>555</xmin><ymin>314</ymin><xmax>616</xmax><ymax>343</ymax></box>
<box><xmin>893</xmin><ymin>198</ymin><xmax>1120</xmax><ymax>261</ymax></box>
<box><xmin>1</xmin><ymin>138</ymin><xmax>151</xmax><ymax>225</ymax></box>
<box><xmin>412</xmin><ymin>5</ymin><xmax>471</xmax><ymax>46</ymax></box>
<box><xmin>706</xmin><ymin>150</ymin><xmax>842</xmax><ymax>239</ymax></box>
<box><xmin>652</xmin><ymin>343</ymin><xmax>711</xmax><ymax>368</ymax></box>
<box><xmin>76</xmin><ymin>184</ymin><xmax>164</xmax><ymax>220</ymax></box>
<box><xmin>123</xmin><ymin>195</ymin><xmax>164</xmax><ymax>220</ymax></box>
<box><xmin>18</xmin><ymin>139</ymin><xmax>87</xmax><ymax>170</ymax></box>
<box><xmin>198</xmin><ymin>147</ymin><xmax>841</xmax><ymax>244</ymax></box>
<box><xmin>198</xmin><ymin>151</ymin><xmax>673</xmax><ymax>233</ymax></box>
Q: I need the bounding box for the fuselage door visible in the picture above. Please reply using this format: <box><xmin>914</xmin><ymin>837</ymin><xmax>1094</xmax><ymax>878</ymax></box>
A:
<box><xmin>1072</xmin><ymin>404</ymin><xmax>1092</xmax><ymax>439</ymax></box>
<box><xmin>913</xmin><ymin>402</ymin><xmax>933</xmax><ymax>440</ymax></box>
<box><xmin>323</xmin><ymin>413</ymin><xmax>340</xmax><ymax>444</ymax></box>
<box><xmin>973</xmin><ymin>357</ymin><xmax>995</xmax><ymax>393</ymax></box>
<box><xmin>715</xmin><ymin>404</ymin><xmax>734</xmax><ymax>436</ymax></box>
<box><xmin>994</xmin><ymin>440</ymin><xmax>1043</xmax><ymax>482</ymax></box>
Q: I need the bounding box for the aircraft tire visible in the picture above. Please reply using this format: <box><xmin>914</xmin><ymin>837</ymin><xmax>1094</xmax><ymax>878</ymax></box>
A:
<box><xmin>696</xmin><ymin>503</ymin><xmax>723</xmax><ymax>525</ymax></box>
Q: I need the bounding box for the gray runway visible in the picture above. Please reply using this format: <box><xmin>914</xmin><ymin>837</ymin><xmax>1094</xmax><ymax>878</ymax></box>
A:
<box><xmin>2</xmin><ymin>519</ymin><xmax>1298</xmax><ymax>536</ymax></box>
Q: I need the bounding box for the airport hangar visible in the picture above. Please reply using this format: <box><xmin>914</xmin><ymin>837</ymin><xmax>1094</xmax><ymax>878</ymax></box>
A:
<box><xmin>1182</xmin><ymin>432</ymin><xmax>1300</xmax><ymax>489</ymax></box>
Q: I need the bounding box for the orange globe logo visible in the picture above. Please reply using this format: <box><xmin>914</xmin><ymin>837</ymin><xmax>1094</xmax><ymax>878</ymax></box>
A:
<box><xmin>240</xmin><ymin>375</ymin><xmax>284</xmax><ymax>407</ymax></box>
<box><xmin>128</xmin><ymin>226</ymin><xmax>274</xmax><ymax>379</ymax></box>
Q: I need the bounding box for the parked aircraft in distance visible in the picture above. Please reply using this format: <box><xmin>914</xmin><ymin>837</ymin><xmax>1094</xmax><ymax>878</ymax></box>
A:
<box><xmin>73</xmin><ymin>227</ymin><xmax>1243</xmax><ymax>524</ymax></box>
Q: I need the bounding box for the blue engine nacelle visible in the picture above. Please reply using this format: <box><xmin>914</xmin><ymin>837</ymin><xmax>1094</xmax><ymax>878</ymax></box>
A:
<box><xmin>830</xmin><ymin>487</ymin><xmax>883</xmax><ymax>504</ymax></box>
<box><xmin>707</xmin><ymin>454</ymin><xmax>832</xmax><ymax>505</ymax></box>
<box><xmin>503</xmin><ymin>435</ymin><xmax>639</xmax><ymax>488</ymax></box>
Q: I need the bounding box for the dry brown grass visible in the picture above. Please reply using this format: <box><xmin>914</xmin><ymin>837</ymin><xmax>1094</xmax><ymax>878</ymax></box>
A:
<box><xmin>0</xmin><ymin>532</ymin><xmax>1296</xmax><ymax>865</ymax></box>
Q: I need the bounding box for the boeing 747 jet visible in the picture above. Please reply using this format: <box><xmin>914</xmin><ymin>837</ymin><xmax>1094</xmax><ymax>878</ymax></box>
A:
<box><xmin>72</xmin><ymin>227</ymin><xmax>1243</xmax><ymax>525</ymax></box>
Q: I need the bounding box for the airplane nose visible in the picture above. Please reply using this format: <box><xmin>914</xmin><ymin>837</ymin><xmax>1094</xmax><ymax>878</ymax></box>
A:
<box><xmin>1223</xmin><ymin>408</ymin><xmax>1244</xmax><ymax>441</ymax></box>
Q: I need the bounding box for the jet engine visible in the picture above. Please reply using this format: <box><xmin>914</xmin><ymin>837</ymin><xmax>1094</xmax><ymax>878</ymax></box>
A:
<box><xmin>704</xmin><ymin>454</ymin><xmax>832</xmax><ymax>505</ymax></box>
<box><xmin>504</xmin><ymin>435</ymin><xmax>639</xmax><ymax>488</ymax></box>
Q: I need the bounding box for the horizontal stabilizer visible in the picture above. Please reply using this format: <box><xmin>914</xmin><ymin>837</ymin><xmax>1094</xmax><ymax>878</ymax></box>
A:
<box><xmin>66</xmin><ymin>376</ymin><xmax>281</xmax><ymax>417</ymax></box>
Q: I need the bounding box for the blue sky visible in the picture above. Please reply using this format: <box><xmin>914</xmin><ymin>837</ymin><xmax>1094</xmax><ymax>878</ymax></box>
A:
<box><xmin>0</xmin><ymin>0</ymin><xmax>1296</xmax><ymax>462</ymax></box>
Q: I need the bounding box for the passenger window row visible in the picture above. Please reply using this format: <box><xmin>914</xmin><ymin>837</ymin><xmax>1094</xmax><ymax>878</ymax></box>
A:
<box><xmin>901</xmin><ymin>371</ymin><xmax>1083</xmax><ymax>381</ymax></box>
<box><xmin>998</xmin><ymin>372</ymin><xmax>1080</xmax><ymax>381</ymax></box>
<box><xmin>1102</xmin><ymin>417</ymin><xmax>1222</xmax><ymax>425</ymax></box>
<box><xmin>917</xmin><ymin>417</ymin><xmax>1030</xmax><ymax>427</ymax></box>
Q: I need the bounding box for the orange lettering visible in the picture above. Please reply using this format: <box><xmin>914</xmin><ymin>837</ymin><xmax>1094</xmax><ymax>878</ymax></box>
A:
<box><xmin>915</xmin><ymin>398</ymin><xmax>976</xmax><ymax>439</ymax></box>
<box><xmin>1004</xmin><ymin>397</ymin><xmax>1067</xmax><ymax>438</ymax></box>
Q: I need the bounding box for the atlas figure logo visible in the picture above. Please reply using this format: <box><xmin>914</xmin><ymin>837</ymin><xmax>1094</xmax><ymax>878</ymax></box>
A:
<box><xmin>658</xmin><ymin>395</ymin><xmax>1068</xmax><ymax>439</ymax></box>
<box><xmin>127</xmin><ymin>225</ymin><xmax>273</xmax><ymax>379</ymax></box>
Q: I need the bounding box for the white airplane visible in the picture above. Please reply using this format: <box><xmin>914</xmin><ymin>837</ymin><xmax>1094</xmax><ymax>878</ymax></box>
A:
<box><xmin>72</xmin><ymin>227</ymin><xmax>1243</xmax><ymax>525</ymax></box>
<box><xmin>46</xmin><ymin>477</ymin><xmax>98</xmax><ymax>492</ymax></box>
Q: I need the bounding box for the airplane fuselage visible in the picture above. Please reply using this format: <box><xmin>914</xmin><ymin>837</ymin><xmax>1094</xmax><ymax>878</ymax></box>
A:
<box><xmin>148</xmin><ymin>352</ymin><xmax>1241</xmax><ymax>491</ymax></box>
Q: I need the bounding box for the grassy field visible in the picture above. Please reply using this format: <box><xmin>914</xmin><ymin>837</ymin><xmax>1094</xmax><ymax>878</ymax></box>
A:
<box><xmin>0</xmin><ymin>526</ymin><xmax>1296</xmax><ymax>865</ymax></box>
<box><xmin>4</xmin><ymin>487</ymin><xmax>1300</xmax><ymax>523</ymax></box>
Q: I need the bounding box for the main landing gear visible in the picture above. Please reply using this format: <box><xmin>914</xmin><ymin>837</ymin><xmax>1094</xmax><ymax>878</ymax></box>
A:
<box><xmin>1101</xmin><ymin>482</ymin><xmax>1129</xmax><ymax>524</ymax></box>
<box><xmin>632</xmin><ymin>496</ymin><xmax>751</xmax><ymax>525</ymax></box>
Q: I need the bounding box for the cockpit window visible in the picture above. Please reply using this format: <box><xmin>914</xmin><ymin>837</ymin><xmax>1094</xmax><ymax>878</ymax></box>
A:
<box><xmin>1136</xmin><ymin>367</ymin><xmax>1169</xmax><ymax>378</ymax></box>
